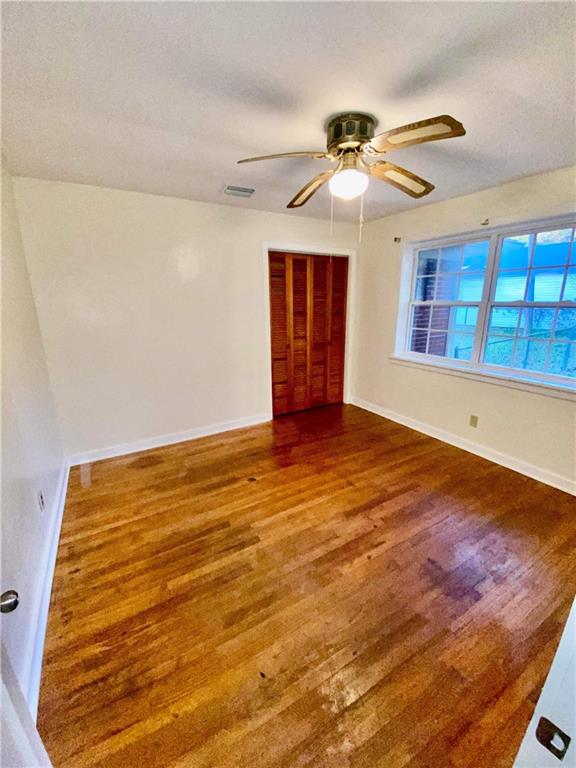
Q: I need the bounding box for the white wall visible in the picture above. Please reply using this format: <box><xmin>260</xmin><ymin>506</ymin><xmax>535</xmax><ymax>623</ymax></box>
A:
<box><xmin>1</xmin><ymin>163</ymin><xmax>66</xmax><ymax>714</ymax></box>
<box><xmin>13</xmin><ymin>178</ymin><xmax>357</xmax><ymax>460</ymax></box>
<box><xmin>353</xmin><ymin>167</ymin><xmax>576</xmax><ymax>491</ymax></box>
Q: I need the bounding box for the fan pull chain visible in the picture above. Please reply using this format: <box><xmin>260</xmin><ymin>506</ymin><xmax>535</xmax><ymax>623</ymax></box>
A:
<box><xmin>330</xmin><ymin>192</ymin><xmax>334</xmax><ymax>238</ymax></box>
<box><xmin>358</xmin><ymin>192</ymin><xmax>365</xmax><ymax>243</ymax></box>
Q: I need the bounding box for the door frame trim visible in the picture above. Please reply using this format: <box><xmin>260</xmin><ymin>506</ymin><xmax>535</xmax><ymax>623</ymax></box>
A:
<box><xmin>262</xmin><ymin>241</ymin><xmax>357</xmax><ymax>416</ymax></box>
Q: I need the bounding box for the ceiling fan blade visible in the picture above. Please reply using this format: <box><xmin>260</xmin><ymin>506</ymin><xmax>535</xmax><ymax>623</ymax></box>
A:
<box><xmin>287</xmin><ymin>169</ymin><xmax>335</xmax><ymax>208</ymax></box>
<box><xmin>369</xmin><ymin>161</ymin><xmax>435</xmax><ymax>199</ymax></box>
<box><xmin>365</xmin><ymin>115</ymin><xmax>465</xmax><ymax>154</ymax></box>
<box><xmin>238</xmin><ymin>151</ymin><xmax>330</xmax><ymax>164</ymax></box>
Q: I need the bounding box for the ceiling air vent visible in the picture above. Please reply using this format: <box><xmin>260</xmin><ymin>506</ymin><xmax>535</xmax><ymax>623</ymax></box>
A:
<box><xmin>224</xmin><ymin>185</ymin><xmax>255</xmax><ymax>198</ymax></box>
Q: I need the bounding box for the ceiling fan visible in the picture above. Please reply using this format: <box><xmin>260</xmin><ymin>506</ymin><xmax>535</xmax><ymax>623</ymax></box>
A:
<box><xmin>238</xmin><ymin>112</ymin><xmax>465</xmax><ymax>208</ymax></box>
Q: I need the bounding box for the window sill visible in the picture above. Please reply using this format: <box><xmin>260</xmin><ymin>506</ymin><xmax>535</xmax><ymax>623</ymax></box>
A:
<box><xmin>389</xmin><ymin>354</ymin><xmax>576</xmax><ymax>401</ymax></box>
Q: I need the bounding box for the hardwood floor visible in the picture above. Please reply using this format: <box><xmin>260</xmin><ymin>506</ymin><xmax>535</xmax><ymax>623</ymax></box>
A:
<box><xmin>38</xmin><ymin>405</ymin><xmax>576</xmax><ymax>768</ymax></box>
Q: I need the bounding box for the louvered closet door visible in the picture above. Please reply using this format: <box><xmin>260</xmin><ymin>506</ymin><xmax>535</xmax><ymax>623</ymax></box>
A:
<box><xmin>310</xmin><ymin>256</ymin><xmax>330</xmax><ymax>406</ymax></box>
<box><xmin>290</xmin><ymin>255</ymin><xmax>310</xmax><ymax>411</ymax></box>
<box><xmin>326</xmin><ymin>256</ymin><xmax>348</xmax><ymax>404</ymax></box>
<box><xmin>269</xmin><ymin>253</ymin><xmax>289</xmax><ymax>415</ymax></box>
<box><xmin>269</xmin><ymin>252</ymin><xmax>348</xmax><ymax>416</ymax></box>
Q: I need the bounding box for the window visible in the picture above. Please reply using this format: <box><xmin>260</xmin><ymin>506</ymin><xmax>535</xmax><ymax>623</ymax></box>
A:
<box><xmin>401</xmin><ymin>220</ymin><xmax>576</xmax><ymax>390</ymax></box>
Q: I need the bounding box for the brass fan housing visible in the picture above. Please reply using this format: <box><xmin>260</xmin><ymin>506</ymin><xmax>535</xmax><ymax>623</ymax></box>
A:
<box><xmin>326</xmin><ymin>112</ymin><xmax>377</xmax><ymax>154</ymax></box>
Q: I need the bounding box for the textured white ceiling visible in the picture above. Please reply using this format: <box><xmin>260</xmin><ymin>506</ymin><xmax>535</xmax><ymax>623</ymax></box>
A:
<box><xmin>3</xmin><ymin>2</ymin><xmax>575</xmax><ymax>222</ymax></box>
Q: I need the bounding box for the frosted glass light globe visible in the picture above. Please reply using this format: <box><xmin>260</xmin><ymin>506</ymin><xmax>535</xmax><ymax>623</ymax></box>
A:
<box><xmin>329</xmin><ymin>169</ymin><xmax>369</xmax><ymax>200</ymax></box>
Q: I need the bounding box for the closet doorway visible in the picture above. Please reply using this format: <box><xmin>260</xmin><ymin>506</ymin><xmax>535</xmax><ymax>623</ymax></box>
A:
<box><xmin>268</xmin><ymin>251</ymin><xmax>348</xmax><ymax>416</ymax></box>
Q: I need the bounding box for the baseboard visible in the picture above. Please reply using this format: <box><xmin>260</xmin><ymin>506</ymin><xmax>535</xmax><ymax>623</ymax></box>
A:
<box><xmin>68</xmin><ymin>413</ymin><xmax>272</xmax><ymax>467</ymax></box>
<box><xmin>350</xmin><ymin>396</ymin><xmax>576</xmax><ymax>496</ymax></box>
<box><xmin>25</xmin><ymin>460</ymin><xmax>70</xmax><ymax>720</ymax></box>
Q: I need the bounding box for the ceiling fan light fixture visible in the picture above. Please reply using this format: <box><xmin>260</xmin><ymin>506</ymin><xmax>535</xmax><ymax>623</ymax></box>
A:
<box><xmin>237</xmin><ymin>112</ymin><xmax>465</xmax><ymax>208</ymax></box>
<box><xmin>329</xmin><ymin>168</ymin><xmax>369</xmax><ymax>200</ymax></box>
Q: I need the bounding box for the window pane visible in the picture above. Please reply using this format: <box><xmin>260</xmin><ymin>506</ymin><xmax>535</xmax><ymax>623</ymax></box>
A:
<box><xmin>527</xmin><ymin>268</ymin><xmax>564</xmax><ymax>302</ymax></box>
<box><xmin>410</xmin><ymin>328</ymin><xmax>428</xmax><ymax>354</ymax></box>
<box><xmin>500</xmin><ymin>234</ymin><xmax>531</xmax><ymax>269</ymax></box>
<box><xmin>412</xmin><ymin>305</ymin><xmax>431</xmax><ymax>328</ymax></box>
<box><xmin>562</xmin><ymin>268</ymin><xmax>576</xmax><ymax>301</ymax></box>
<box><xmin>435</xmin><ymin>274</ymin><xmax>459</xmax><ymax>300</ymax></box>
<box><xmin>430</xmin><ymin>306</ymin><xmax>451</xmax><ymax>330</ymax></box>
<box><xmin>448</xmin><ymin>333</ymin><xmax>474</xmax><ymax>360</ymax></box>
<box><xmin>484</xmin><ymin>336</ymin><xmax>514</xmax><ymax>366</ymax></box>
<box><xmin>424</xmin><ymin>331</ymin><xmax>474</xmax><ymax>361</ymax></box>
<box><xmin>454</xmin><ymin>306</ymin><xmax>478</xmax><ymax>330</ymax></box>
<box><xmin>458</xmin><ymin>273</ymin><xmax>485</xmax><ymax>301</ymax></box>
<box><xmin>439</xmin><ymin>245</ymin><xmax>461</xmax><ymax>272</ymax></box>
<box><xmin>463</xmin><ymin>241</ymin><xmax>489</xmax><ymax>271</ymax></box>
<box><xmin>488</xmin><ymin>307</ymin><xmax>520</xmax><ymax>335</ymax></box>
<box><xmin>429</xmin><ymin>306</ymin><xmax>479</xmax><ymax>333</ymax></box>
<box><xmin>533</xmin><ymin>229</ymin><xmax>572</xmax><ymax>267</ymax></box>
<box><xmin>548</xmin><ymin>343</ymin><xmax>576</xmax><ymax>377</ymax></box>
<box><xmin>513</xmin><ymin>339</ymin><xmax>548</xmax><ymax>372</ymax></box>
<box><xmin>427</xmin><ymin>332</ymin><xmax>447</xmax><ymax>356</ymax></box>
<box><xmin>414</xmin><ymin>276</ymin><xmax>436</xmax><ymax>301</ymax></box>
<box><xmin>518</xmin><ymin>308</ymin><xmax>555</xmax><ymax>340</ymax></box>
<box><xmin>417</xmin><ymin>250</ymin><xmax>438</xmax><ymax>275</ymax></box>
<box><xmin>554</xmin><ymin>308</ymin><xmax>576</xmax><ymax>341</ymax></box>
<box><xmin>494</xmin><ymin>270</ymin><xmax>528</xmax><ymax>301</ymax></box>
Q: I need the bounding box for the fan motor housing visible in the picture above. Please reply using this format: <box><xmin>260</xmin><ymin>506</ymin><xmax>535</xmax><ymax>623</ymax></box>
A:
<box><xmin>326</xmin><ymin>112</ymin><xmax>377</xmax><ymax>153</ymax></box>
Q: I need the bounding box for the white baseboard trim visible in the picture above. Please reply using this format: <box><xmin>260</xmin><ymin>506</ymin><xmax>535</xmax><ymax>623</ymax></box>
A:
<box><xmin>25</xmin><ymin>460</ymin><xmax>70</xmax><ymax>720</ymax></box>
<box><xmin>350</xmin><ymin>396</ymin><xmax>576</xmax><ymax>496</ymax></box>
<box><xmin>68</xmin><ymin>413</ymin><xmax>272</xmax><ymax>467</ymax></box>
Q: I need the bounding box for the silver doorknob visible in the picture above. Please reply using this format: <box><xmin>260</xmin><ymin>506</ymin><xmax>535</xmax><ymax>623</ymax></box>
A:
<box><xmin>1</xmin><ymin>590</ymin><xmax>19</xmax><ymax>613</ymax></box>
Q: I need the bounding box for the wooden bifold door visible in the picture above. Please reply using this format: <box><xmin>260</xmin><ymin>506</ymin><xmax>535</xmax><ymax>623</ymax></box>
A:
<box><xmin>269</xmin><ymin>251</ymin><xmax>348</xmax><ymax>416</ymax></box>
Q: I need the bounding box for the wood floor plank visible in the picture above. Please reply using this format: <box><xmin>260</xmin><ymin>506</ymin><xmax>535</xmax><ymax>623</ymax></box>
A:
<box><xmin>38</xmin><ymin>405</ymin><xmax>576</xmax><ymax>767</ymax></box>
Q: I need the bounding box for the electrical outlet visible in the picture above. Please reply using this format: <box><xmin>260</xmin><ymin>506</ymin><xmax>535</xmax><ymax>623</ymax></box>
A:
<box><xmin>37</xmin><ymin>491</ymin><xmax>46</xmax><ymax>512</ymax></box>
<box><xmin>469</xmin><ymin>415</ymin><xmax>479</xmax><ymax>428</ymax></box>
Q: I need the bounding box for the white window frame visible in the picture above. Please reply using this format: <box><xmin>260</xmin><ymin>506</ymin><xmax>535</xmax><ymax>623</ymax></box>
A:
<box><xmin>394</xmin><ymin>215</ymin><xmax>576</xmax><ymax>398</ymax></box>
